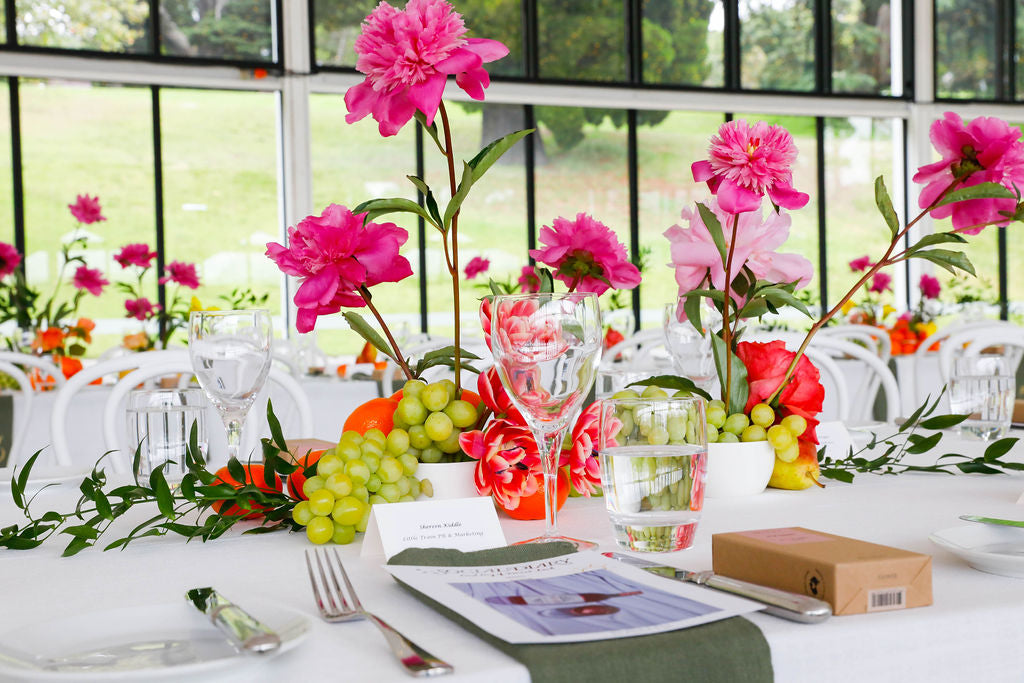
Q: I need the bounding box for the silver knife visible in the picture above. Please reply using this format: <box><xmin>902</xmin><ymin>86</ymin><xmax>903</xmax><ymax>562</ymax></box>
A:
<box><xmin>960</xmin><ymin>514</ymin><xmax>1024</xmax><ymax>528</ymax></box>
<box><xmin>186</xmin><ymin>587</ymin><xmax>282</xmax><ymax>653</ymax></box>
<box><xmin>603</xmin><ymin>552</ymin><xmax>832</xmax><ymax>624</ymax></box>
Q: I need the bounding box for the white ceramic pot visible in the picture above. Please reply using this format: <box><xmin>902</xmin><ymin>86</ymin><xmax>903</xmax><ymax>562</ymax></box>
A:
<box><xmin>704</xmin><ymin>440</ymin><xmax>775</xmax><ymax>498</ymax></box>
<box><xmin>416</xmin><ymin>461</ymin><xmax>481</xmax><ymax>500</ymax></box>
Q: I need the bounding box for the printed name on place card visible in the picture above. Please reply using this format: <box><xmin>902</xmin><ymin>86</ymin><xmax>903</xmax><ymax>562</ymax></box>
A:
<box><xmin>361</xmin><ymin>497</ymin><xmax>506</xmax><ymax>559</ymax></box>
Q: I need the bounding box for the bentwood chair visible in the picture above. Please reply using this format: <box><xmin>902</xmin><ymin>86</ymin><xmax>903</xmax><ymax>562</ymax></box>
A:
<box><xmin>0</xmin><ymin>352</ymin><xmax>65</xmax><ymax>466</ymax></box>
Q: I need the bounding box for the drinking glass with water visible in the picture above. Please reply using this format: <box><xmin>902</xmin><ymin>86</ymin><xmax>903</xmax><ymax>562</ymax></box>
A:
<box><xmin>126</xmin><ymin>388</ymin><xmax>208</xmax><ymax>481</ymax></box>
<box><xmin>949</xmin><ymin>356</ymin><xmax>1014</xmax><ymax>440</ymax></box>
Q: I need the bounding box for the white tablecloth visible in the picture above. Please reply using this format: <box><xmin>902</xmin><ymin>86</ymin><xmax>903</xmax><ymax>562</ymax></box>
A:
<box><xmin>3</xmin><ymin>435</ymin><xmax>1024</xmax><ymax>682</ymax></box>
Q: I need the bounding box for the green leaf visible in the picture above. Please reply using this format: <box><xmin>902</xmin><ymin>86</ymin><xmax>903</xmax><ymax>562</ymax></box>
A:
<box><xmin>984</xmin><ymin>438</ymin><xmax>1017</xmax><ymax>462</ymax></box>
<box><xmin>342</xmin><ymin>312</ymin><xmax>396</xmax><ymax>362</ymax></box>
<box><xmin>710</xmin><ymin>332</ymin><xmax>748</xmax><ymax>415</ymax></box>
<box><xmin>756</xmin><ymin>287</ymin><xmax>813</xmax><ymax>318</ymax></box>
<box><xmin>903</xmin><ymin>232</ymin><xmax>967</xmax><ymax>257</ymax></box>
<box><xmin>956</xmin><ymin>461</ymin><xmax>1003</xmax><ymax>474</ymax></box>
<box><xmin>820</xmin><ymin>468</ymin><xmax>854</xmax><ymax>484</ymax></box>
<box><xmin>874</xmin><ymin>176</ymin><xmax>900</xmax><ymax>237</ymax></box>
<box><xmin>442</xmin><ymin>161</ymin><xmax>475</xmax><ymax>231</ymax></box>
<box><xmin>152</xmin><ymin>471</ymin><xmax>175</xmax><ymax>519</ymax></box>
<box><xmin>62</xmin><ymin>536</ymin><xmax>91</xmax><ymax>557</ymax></box>
<box><xmin>467</xmin><ymin>129</ymin><xmax>533</xmax><ymax>181</ymax></box>
<box><xmin>936</xmin><ymin>182</ymin><xmax>1016</xmax><ymax>207</ymax></box>
<box><xmin>905</xmin><ymin>432</ymin><xmax>942</xmax><ymax>454</ymax></box>
<box><xmin>626</xmin><ymin>375</ymin><xmax>713</xmax><ymax>401</ymax></box>
<box><xmin>420</xmin><ymin>345</ymin><xmax>481</xmax><ymax>363</ymax></box>
<box><xmin>93</xmin><ymin>489</ymin><xmax>112</xmax><ymax>521</ymax></box>
<box><xmin>537</xmin><ymin>268</ymin><xmax>554</xmax><ymax>294</ymax></box>
<box><xmin>696</xmin><ymin>202</ymin><xmax>728</xmax><ymax>266</ymax></box>
<box><xmin>265</xmin><ymin>398</ymin><xmax>287</xmax><ymax>452</ymax></box>
<box><xmin>682</xmin><ymin>294</ymin><xmax>703</xmax><ymax>334</ymax></box>
<box><xmin>918</xmin><ymin>414</ymin><xmax>968</xmax><ymax>430</ymax></box>
<box><xmin>351</xmin><ymin>197</ymin><xmax>441</xmax><ymax>231</ymax></box>
<box><xmin>405</xmin><ymin>175</ymin><xmax>443</xmax><ymax>226</ymax></box>
<box><xmin>736</xmin><ymin>297</ymin><xmax>770</xmax><ymax>320</ymax></box>
<box><xmin>226</xmin><ymin>458</ymin><xmax>246</xmax><ymax>486</ymax></box>
<box><xmin>907</xmin><ymin>248</ymin><xmax>976</xmax><ymax>276</ymax></box>
<box><xmin>414</xmin><ymin>111</ymin><xmax>446</xmax><ymax>154</ymax></box>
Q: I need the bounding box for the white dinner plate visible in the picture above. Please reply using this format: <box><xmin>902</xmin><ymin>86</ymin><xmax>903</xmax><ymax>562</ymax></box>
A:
<box><xmin>0</xmin><ymin>599</ymin><xmax>310</xmax><ymax>681</ymax></box>
<box><xmin>930</xmin><ymin>524</ymin><xmax>1024</xmax><ymax>578</ymax></box>
<box><xmin>0</xmin><ymin>465</ymin><xmax>93</xmax><ymax>491</ymax></box>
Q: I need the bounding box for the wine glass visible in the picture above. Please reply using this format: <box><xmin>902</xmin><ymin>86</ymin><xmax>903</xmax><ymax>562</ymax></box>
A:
<box><xmin>188</xmin><ymin>309</ymin><xmax>273</xmax><ymax>463</ymax></box>
<box><xmin>663</xmin><ymin>299</ymin><xmax>719</xmax><ymax>393</ymax></box>
<box><xmin>491</xmin><ymin>292</ymin><xmax>602</xmax><ymax>549</ymax></box>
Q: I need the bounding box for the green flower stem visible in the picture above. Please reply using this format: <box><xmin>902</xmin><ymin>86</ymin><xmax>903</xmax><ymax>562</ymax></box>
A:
<box><xmin>721</xmin><ymin>214</ymin><xmax>739</xmax><ymax>410</ymax></box>
<box><xmin>359</xmin><ymin>286</ymin><xmax>413</xmax><ymax>381</ymax></box>
<box><xmin>438</xmin><ymin>102</ymin><xmax>463</xmax><ymax>395</ymax></box>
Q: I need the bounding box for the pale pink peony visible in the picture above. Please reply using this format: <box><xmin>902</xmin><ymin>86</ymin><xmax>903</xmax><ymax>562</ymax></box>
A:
<box><xmin>869</xmin><ymin>272</ymin><xmax>892</xmax><ymax>293</ymax></box>
<box><xmin>914</xmin><ymin>112</ymin><xmax>1024</xmax><ymax>234</ymax></box>
<box><xmin>529</xmin><ymin>213</ymin><xmax>640</xmax><ymax>295</ymax></box>
<box><xmin>464</xmin><ymin>256</ymin><xmax>490</xmax><ymax>279</ymax></box>
<box><xmin>266</xmin><ymin>204</ymin><xmax>412</xmax><ymax>333</ymax></box>
<box><xmin>692</xmin><ymin>120</ymin><xmax>809</xmax><ymax>214</ymax></box>
<box><xmin>115</xmin><ymin>243</ymin><xmax>157</xmax><ymax>269</ymax></box>
<box><xmin>159</xmin><ymin>261</ymin><xmax>200</xmax><ymax>289</ymax></box>
<box><xmin>68</xmin><ymin>194</ymin><xmax>106</xmax><ymax>224</ymax></box>
<box><xmin>345</xmin><ymin>0</ymin><xmax>508</xmax><ymax>137</ymax></box>
<box><xmin>125</xmin><ymin>297</ymin><xmax>158</xmax><ymax>321</ymax></box>
<box><xmin>919</xmin><ymin>273</ymin><xmax>941</xmax><ymax>299</ymax></box>
<box><xmin>459</xmin><ymin>418</ymin><xmax>540</xmax><ymax>510</ymax></box>
<box><xmin>72</xmin><ymin>266</ymin><xmax>108</xmax><ymax>296</ymax></box>
<box><xmin>849</xmin><ymin>255</ymin><xmax>872</xmax><ymax>272</ymax></box>
<box><xmin>518</xmin><ymin>265</ymin><xmax>540</xmax><ymax>293</ymax></box>
<box><xmin>0</xmin><ymin>242</ymin><xmax>21</xmax><ymax>279</ymax></box>
<box><xmin>664</xmin><ymin>197</ymin><xmax>813</xmax><ymax>297</ymax></box>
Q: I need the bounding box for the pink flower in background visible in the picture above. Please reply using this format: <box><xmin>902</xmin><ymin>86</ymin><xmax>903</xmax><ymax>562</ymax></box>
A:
<box><xmin>266</xmin><ymin>204</ymin><xmax>413</xmax><ymax>333</ymax></box>
<box><xmin>72</xmin><ymin>265</ymin><xmax>108</xmax><ymax>296</ymax></box>
<box><xmin>0</xmin><ymin>242</ymin><xmax>21</xmax><ymax>278</ymax></box>
<box><xmin>914</xmin><ymin>112</ymin><xmax>1024</xmax><ymax>234</ymax></box>
<box><xmin>464</xmin><ymin>256</ymin><xmax>490</xmax><ymax>279</ymax></box>
<box><xmin>849</xmin><ymin>255</ymin><xmax>872</xmax><ymax>272</ymax></box>
<box><xmin>562</xmin><ymin>402</ymin><xmax>617</xmax><ymax>496</ymax></box>
<box><xmin>68</xmin><ymin>194</ymin><xmax>106</xmax><ymax>224</ymax></box>
<box><xmin>159</xmin><ymin>261</ymin><xmax>200</xmax><ymax>289</ymax></box>
<box><xmin>691</xmin><ymin>120</ymin><xmax>809</xmax><ymax>214</ymax></box>
<box><xmin>477</xmin><ymin>366</ymin><xmax>522</xmax><ymax>423</ymax></box>
<box><xmin>919</xmin><ymin>274</ymin><xmax>941</xmax><ymax>299</ymax></box>
<box><xmin>518</xmin><ymin>265</ymin><xmax>540</xmax><ymax>293</ymax></box>
<box><xmin>530</xmin><ymin>213</ymin><xmax>641</xmax><ymax>295</ymax></box>
<box><xmin>869</xmin><ymin>271</ymin><xmax>892</xmax><ymax>293</ymax></box>
<box><xmin>345</xmin><ymin>0</ymin><xmax>508</xmax><ymax>136</ymax></box>
<box><xmin>115</xmin><ymin>243</ymin><xmax>157</xmax><ymax>269</ymax></box>
<box><xmin>125</xmin><ymin>297</ymin><xmax>158</xmax><ymax>321</ymax></box>
<box><xmin>459</xmin><ymin>419</ymin><xmax>540</xmax><ymax>510</ymax></box>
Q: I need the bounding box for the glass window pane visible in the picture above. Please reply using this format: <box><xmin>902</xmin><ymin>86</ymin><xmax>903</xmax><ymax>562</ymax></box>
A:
<box><xmin>460</xmin><ymin>1</ymin><xmax>524</xmax><ymax>77</ymax></box>
<box><xmin>314</xmin><ymin>0</ymin><xmax>380</xmax><ymax>68</ymax></box>
<box><xmin>161</xmin><ymin>89</ymin><xmax>280</xmax><ymax>346</ymax></box>
<box><xmin>16</xmin><ymin>0</ymin><xmax>150</xmax><ymax>52</ymax></box>
<box><xmin>0</xmin><ymin>79</ymin><xmax>11</xmax><ymax>246</ymax></box>
<box><xmin>935</xmin><ymin>0</ymin><xmax>999</xmax><ymax>99</ymax></box>
<box><xmin>538</xmin><ymin>1</ymin><xmax>626</xmax><ymax>82</ymax></box>
<box><xmin>944</xmin><ymin>230</ymin><xmax>999</xmax><ymax>319</ymax></box>
<box><xmin>643</xmin><ymin>0</ymin><xmax>722</xmax><ymax>87</ymax></box>
<box><xmin>740</xmin><ymin>0</ymin><xmax>815</xmax><ymax>91</ymax></box>
<box><xmin>160</xmin><ymin>0</ymin><xmax>274</xmax><ymax>61</ymax></box>
<box><xmin>20</xmin><ymin>81</ymin><xmax>154</xmax><ymax>352</ymax></box>
<box><xmin>1</xmin><ymin>0</ymin><xmax>6</xmax><ymax>43</ymax></box>
<box><xmin>832</xmin><ymin>0</ymin><xmax>898</xmax><ymax>95</ymax></box>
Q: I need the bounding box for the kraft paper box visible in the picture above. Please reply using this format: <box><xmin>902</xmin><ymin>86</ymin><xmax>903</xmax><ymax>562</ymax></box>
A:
<box><xmin>712</xmin><ymin>527</ymin><xmax>932</xmax><ymax>616</ymax></box>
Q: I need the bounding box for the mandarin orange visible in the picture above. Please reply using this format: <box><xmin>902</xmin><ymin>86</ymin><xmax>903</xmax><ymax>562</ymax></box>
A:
<box><xmin>342</xmin><ymin>397</ymin><xmax>399</xmax><ymax>435</ymax></box>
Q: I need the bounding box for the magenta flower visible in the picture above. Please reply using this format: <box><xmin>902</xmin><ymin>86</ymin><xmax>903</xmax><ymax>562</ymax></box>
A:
<box><xmin>0</xmin><ymin>242</ymin><xmax>21</xmax><ymax>279</ymax></box>
<box><xmin>464</xmin><ymin>256</ymin><xmax>490</xmax><ymax>280</ymax></box>
<box><xmin>691</xmin><ymin>120</ymin><xmax>809</xmax><ymax>214</ymax></box>
<box><xmin>344</xmin><ymin>0</ymin><xmax>509</xmax><ymax>137</ymax></box>
<box><xmin>529</xmin><ymin>213</ymin><xmax>641</xmax><ymax>295</ymax></box>
<box><xmin>125</xmin><ymin>297</ymin><xmax>158</xmax><ymax>321</ymax></box>
<box><xmin>68</xmin><ymin>194</ymin><xmax>106</xmax><ymax>224</ymax></box>
<box><xmin>869</xmin><ymin>272</ymin><xmax>892</xmax><ymax>294</ymax></box>
<box><xmin>266</xmin><ymin>203</ymin><xmax>413</xmax><ymax>333</ymax></box>
<box><xmin>518</xmin><ymin>265</ymin><xmax>540</xmax><ymax>293</ymax></box>
<box><xmin>849</xmin><ymin>255</ymin><xmax>872</xmax><ymax>272</ymax></box>
<box><xmin>459</xmin><ymin>418</ymin><xmax>540</xmax><ymax>510</ymax></box>
<box><xmin>914</xmin><ymin>112</ymin><xmax>1024</xmax><ymax>234</ymax></box>
<box><xmin>159</xmin><ymin>261</ymin><xmax>200</xmax><ymax>289</ymax></box>
<box><xmin>115</xmin><ymin>243</ymin><xmax>157</xmax><ymax>269</ymax></box>
<box><xmin>919</xmin><ymin>274</ymin><xmax>941</xmax><ymax>299</ymax></box>
<box><xmin>72</xmin><ymin>265</ymin><xmax>109</xmax><ymax>296</ymax></box>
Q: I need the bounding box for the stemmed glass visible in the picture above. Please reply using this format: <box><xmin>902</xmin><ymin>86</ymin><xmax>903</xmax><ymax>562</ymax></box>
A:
<box><xmin>663</xmin><ymin>299</ymin><xmax>719</xmax><ymax>393</ymax></box>
<box><xmin>188</xmin><ymin>309</ymin><xmax>273</xmax><ymax>463</ymax></box>
<box><xmin>490</xmin><ymin>292</ymin><xmax>602</xmax><ymax>548</ymax></box>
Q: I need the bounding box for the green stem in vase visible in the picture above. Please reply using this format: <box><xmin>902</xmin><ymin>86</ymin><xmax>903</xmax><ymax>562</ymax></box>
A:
<box><xmin>720</xmin><ymin>214</ymin><xmax>739</xmax><ymax>411</ymax></box>
<box><xmin>438</xmin><ymin>102</ymin><xmax>463</xmax><ymax>395</ymax></box>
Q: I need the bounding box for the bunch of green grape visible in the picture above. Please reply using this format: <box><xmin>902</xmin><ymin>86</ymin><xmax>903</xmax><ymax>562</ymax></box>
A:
<box><xmin>609</xmin><ymin>385</ymin><xmax>700</xmax><ymax>446</ymax></box>
<box><xmin>291</xmin><ymin>429</ymin><xmax>429</xmax><ymax>545</ymax></box>
<box><xmin>393</xmin><ymin>379</ymin><xmax>480</xmax><ymax>464</ymax></box>
<box><xmin>705</xmin><ymin>400</ymin><xmax>808</xmax><ymax>461</ymax></box>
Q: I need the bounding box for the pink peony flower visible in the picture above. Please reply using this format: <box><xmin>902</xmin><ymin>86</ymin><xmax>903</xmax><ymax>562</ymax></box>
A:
<box><xmin>266</xmin><ymin>204</ymin><xmax>413</xmax><ymax>333</ymax></box>
<box><xmin>0</xmin><ymin>242</ymin><xmax>21</xmax><ymax>279</ymax></box>
<box><xmin>691</xmin><ymin>120</ymin><xmax>809</xmax><ymax>214</ymax></box>
<box><xmin>914</xmin><ymin>112</ymin><xmax>1024</xmax><ymax>234</ymax></box>
<box><xmin>125</xmin><ymin>297</ymin><xmax>158</xmax><ymax>321</ymax></box>
<box><xmin>464</xmin><ymin>256</ymin><xmax>490</xmax><ymax>279</ymax></box>
<box><xmin>72</xmin><ymin>265</ymin><xmax>108</xmax><ymax>296</ymax></box>
<box><xmin>562</xmin><ymin>402</ymin><xmax>618</xmax><ymax>496</ymax></box>
<box><xmin>919</xmin><ymin>273</ymin><xmax>941</xmax><ymax>299</ymax></box>
<box><xmin>477</xmin><ymin>366</ymin><xmax>522</xmax><ymax>423</ymax></box>
<box><xmin>459</xmin><ymin>418</ymin><xmax>540</xmax><ymax>510</ymax></box>
<box><xmin>849</xmin><ymin>255</ymin><xmax>872</xmax><ymax>272</ymax></box>
<box><xmin>115</xmin><ymin>243</ymin><xmax>157</xmax><ymax>269</ymax></box>
<box><xmin>869</xmin><ymin>272</ymin><xmax>892</xmax><ymax>293</ymax></box>
<box><xmin>68</xmin><ymin>194</ymin><xmax>106</xmax><ymax>224</ymax></box>
<box><xmin>345</xmin><ymin>0</ymin><xmax>509</xmax><ymax>137</ymax></box>
<box><xmin>159</xmin><ymin>261</ymin><xmax>200</xmax><ymax>289</ymax></box>
<box><xmin>518</xmin><ymin>265</ymin><xmax>540</xmax><ymax>293</ymax></box>
<box><xmin>529</xmin><ymin>213</ymin><xmax>640</xmax><ymax>295</ymax></box>
<box><xmin>664</xmin><ymin>197</ymin><xmax>813</xmax><ymax>297</ymax></box>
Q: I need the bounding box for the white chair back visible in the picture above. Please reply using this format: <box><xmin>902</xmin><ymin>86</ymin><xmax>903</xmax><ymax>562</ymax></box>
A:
<box><xmin>0</xmin><ymin>352</ymin><xmax>64</xmax><ymax>466</ymax></box>
<box><xmin>819</xmin><ymin>324</ymin><xmax>892</xmax><ymax>362</ymax></box>
<box><xmin>807</xmin><ymin>335</ymin><xmax>901</xmax><ymax>423</ymax></box>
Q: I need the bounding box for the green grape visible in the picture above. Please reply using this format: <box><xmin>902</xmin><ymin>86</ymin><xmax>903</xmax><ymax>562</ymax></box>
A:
<box><xmin>435</xmin><ymin>429</ymin><xmax>463</xmax><ymax>454</ymax></box>
<box><xmin>344</xmin><ymin>459</ymin><xmax>371</xmax><ymax>486</ymax></box>
<box><xmin>741</xmin><ymin>425</ymin><xmax>767</xmax><ymax>442</ymax></box>
<box><xmin>351</xmin><ymin>485</ymin><xmax>369</xmax><ymax>503</ymax></box>
<box><xmin>369</xmin><ymin>494</ymin><xmax>388</xmax><ymax>506</ymax></box>
<box><xmin>421</xmin><ymin>383</ymin><xmax>449</xmax><ymax>412</ymax></box>
<box><xmin>336</xmin><ymin>444</ymin><xmax>361</xmax><ymax>461</ymax></box>
<box><xmin>397</xmin><ymin>396</ymin><xmax>427</xmax><ymax>425</ymax></box>
<box><xmin>324</xmin><ymin>471</ymin><xmax>354</xmax><ymax>498</ymax></box>
<box><xmin>378</xmin><ymin>482</ymin><xmax>401</xmax><ymax>503</ymax></box>
<box><xmin>365</xmin><ymin>473</ymin><xmax>383</xmax><ymax>493</ymax></box>
<box><xmin>781</xmin><ymin>414</ymin><xmax>808</xmax><ymax>437</ymax></box>
<box><xmin>386</xmin><ymin>428</ymin><xmax>410</xmax><ymax>455</ymax></box>
<box><xmin>306</xmin><ymin>516</ymin><xmax>334</xmax><ymax>544</ymax></box>
<box><xmin>307</xmin><ymin>489</ymin><xmax>335</xmax><ymax>517</ymax></box>
<box><xmin>706</xmin><ymin>424</ymin><xmax>720</xmax><ymax>443</ymax></box>
<box><xmin>398</xmin><ymin>453</ymin><xmax>418</xmax><ymax>476</ymax></box>
<box><xmin>331</xmin><ymin>495</ymin><xmax>367</xmax><ymax>526</ymax></box>
<box><xmin>750</xmin><ymin>403</ymin><xmax>775</xmax><ymax>428</ymax></box>
<box><xmin>708</xmin><ymin>399</ymin><xmax>726</xmax><ymax>411</ymax></box>
<box><xmin>419</xmin><ymin>446</ymin><xmax>443</xmax><ymax>463</ymax></box>
<box><xmin>378</xmin><ymin>455</ymin><xmax>404</xmax><ymax>483</ymax></box>
<box><xmin>359</xmin><ymin>440</ymin><xmax>383</xmax><ymax>459</ymax></box>
<box><xmin>355</xmin><ymin>504</ymin><xmax>372</xmax><ymax>533</ymax></box>
<box><xmin>706</xmin><ymin>405</ymin><xmax>727</xmax><ymax>430</ymax></box>
<box><xmin>396</xmin><ymin>476</ymin><xmax>411</xmax><ymax>496</ymax></box>
<box><xmin>647</xmin><ymin>426</ymin><xmax>670</xmax><ymax>445</ymax></box>
<box><xmin>424</xmin><ymin>411</ymin><xmax>454</xmax><ymax>441</ymax></box>
<box><xmin>360</xmin><ymin>452</ymin><xmax>380</xmax><ymax>474</ymax></box>
<box><xmin>666</xmin><ymin>415</ymin><xmax>687</xmax><ymax>441</ymax></box>
<box><xmin>408</xmin><ymin>425</ymin><xmax>432</xmax><ymax>450</ymax></box>
<box><xmin>405</xmin><ymin>446</ymin><xmax>421</xmax><ymax>459</ymax></box>
<box><xmin>398</xmin><ymin>494</ymin><xmax>415</xmax><ymax>503</ymax></box>
<box><xmin>439</xmin><ymin>379</ymin><xmax>457</xmax><ymax>403</ymax></box>
<box><xmin>722</xmin><ymin>413</ymin><xmax>749</xmax><ymax>435</ymax></box>
<box><xmin>641</xmin><ymin>385</ymin><xmax>669</xmax><ymax>399</ymax></box>
<box><xmin>402</xmin><ymin>379</ymin><xmax>427</xmax><ymax>398</ymax></box>
<box><xmin>776</xmin><ymin>441</ymin><xmax>800</xmax><ymax>463</ymax></box>
<box><xmin>392</xmin><ymin>415</ymin><xmax>409</xmax><ymax>431</ymax></box>
<box><xmin>445</xmin><ymin>400</ymin><xmax>478</xmax><ymax>428</ymax></box>
<box><xmin>407</xmin><ymin>477</ymin><xmax>421</xmax><ymax>498</ymax></box>
<box><xmin>338</xmin><ymin>430</ymin><xmax>363</xmax><ymax>447</ymax></box>
<box><xmin>420</xmin><ymin>479</ymin><xmax>434</xmax><ymax>498</ymax></box>
<box><xmin>611</xmin><ymin>389</ymin><xmax>640</xmax><ymax>399</ymax></box>
<box><xmin>302</xmin><ymin>475</ymin><xmax>326</xmax><ymax>499</ymax></box>
<box><xmin>617</xmin><ymin>410</ymin><xmax>635</xmax><ymax>437</ymax></box>
<box><xmin>316</xmin><ymin>454</ymin><xmax>345</xmax><ymax>478</ymax></box>
<box><xmin>331</xmin><ymin>522</ymin><xmax>356</xmax><ymax>545</ymax></box>
<box><xmin>718</xmin><ymin>431</ymin><xmax>740</xmax><ymax>443</ymax></box>
<box><xmin>291</xmin><ymin>500</ymin><xmax>314</xmax><ymax>526</ymax></box>
<box><xmin>767</xmin><ymin>424</ymin><xmax>794</xmax><ymax>450</ymax></box>
<box><xmin>363</xmin><ymin>428</ymin><xmax>386</xmax><ymax>448</ymax></box>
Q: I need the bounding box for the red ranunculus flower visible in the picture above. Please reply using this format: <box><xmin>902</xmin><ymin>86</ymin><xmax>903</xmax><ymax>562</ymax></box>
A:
<box><xmin>736</xmin><ymin>340</ymin><xmax>824</xmax><ymax>444</ymax></box>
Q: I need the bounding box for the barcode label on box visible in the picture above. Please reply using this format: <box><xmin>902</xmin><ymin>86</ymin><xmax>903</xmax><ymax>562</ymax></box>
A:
<box><xmin>868</xmin><ymin>587</ymin><xmax>906</xmax><ymax>612</ymax></box>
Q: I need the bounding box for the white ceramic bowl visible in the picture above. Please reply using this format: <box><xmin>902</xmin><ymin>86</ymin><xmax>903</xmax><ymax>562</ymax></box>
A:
<box><xmin>416</xmin><ymin>461</ymin><xmax>481</xmax><ymax>500</ymax></box>
<box><xmin>704</xmin><ymin>440</ymin><xmax>775</xmax><ymax>498</ymax></box>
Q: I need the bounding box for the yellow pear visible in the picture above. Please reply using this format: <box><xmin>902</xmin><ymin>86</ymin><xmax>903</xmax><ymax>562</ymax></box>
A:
<box><xmin>768</xmin><ymin>440</ymin><xmax>824</xmax><ymax>490</ymax></box>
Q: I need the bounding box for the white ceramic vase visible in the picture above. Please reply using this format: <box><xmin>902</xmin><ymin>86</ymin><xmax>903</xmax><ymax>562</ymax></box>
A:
<box><xmin>704</xmin><ymin>440</ymin><xmax>775</xmax><ymax>498</ymax></box>
<box><xmin>416</xmin><ymin>461</ymin><xmax>481</xmax><ymax>500</ymax></box>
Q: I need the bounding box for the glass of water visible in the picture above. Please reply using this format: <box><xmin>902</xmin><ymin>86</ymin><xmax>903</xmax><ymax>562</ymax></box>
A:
<box><xmin>598</xmin><ymin>396</ymin><xmax>707</xmax><ymax>552</ymax></box>
<box><xmin>126</xmin><ymin>388</ymin><xmax>208</xmax><ymax>481</ymax></box>
<box><xmin>663</xmin><ymin>302</ymin><xmax>718</xmax><ymax>394</ymax></box>
<box><xmin>949</xmin><ymin>357</ymin><xmax>1014</xmax><ymax>440</ymax></box>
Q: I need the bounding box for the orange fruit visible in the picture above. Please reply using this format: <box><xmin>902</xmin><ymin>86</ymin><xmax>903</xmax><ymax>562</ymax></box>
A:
<box><xmin>287</xmin><ymin>449</ymin><xmax>326</xmax><ymax>500</ymax></box>
<box><xmin>356</xmin><ymin>341</ymin><xmax>378</xmax><ymax>364</ymax></box>
<box><xmin>212</xmin><ymin>463</ymin><xmax>283</xmax><ymax>519</ymax></box>
<box><xmin>500</xmin><ymin>468</ymin><xmax>570</xmax><ymax>521</ymax></box>
<box><xmin>343</xmin><ymin>397</ymin><xmax>399</xmax><ymax>435</ymax></box>
<box><xmin>459</xmin><ymin>389</ymin><xmax>482</xmax><ymax>409</ymax></box>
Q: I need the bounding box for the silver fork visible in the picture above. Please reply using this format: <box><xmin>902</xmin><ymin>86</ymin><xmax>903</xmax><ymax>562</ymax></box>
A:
<box><xmin>305</xmin><ymin>548</ymin><xmax>454</xmax><ymax>677</ymax></box>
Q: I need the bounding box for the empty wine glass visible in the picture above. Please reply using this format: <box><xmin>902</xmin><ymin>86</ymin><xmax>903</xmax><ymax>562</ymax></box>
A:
<box><xmin>663</xmin><ymin>300</ymin><xmax>719</xmax><ymax>393</ymax></box>
<box><xmin>188</xmin><ymin>309</ymin><xmax>273</xmax><ymax>463</ymax></box>
<box><xmin>491</xmin><ymin>292</ymin><xmax>602</xmax><ymax>549</ymax></box>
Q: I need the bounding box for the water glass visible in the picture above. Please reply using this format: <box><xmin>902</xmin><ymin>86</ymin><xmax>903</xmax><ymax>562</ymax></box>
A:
<box><xmin>663</xmin><ymin>303</ymin><xmax>718</xmax><ymax>393</ymax></box>
<box><xmin>949</xmin><ymin>357</ymin><xmax>1014</xmax><ymax>440</ymax></box>
<box><xmin>126</xmin><ymin>388</ymin><xmax>208</xmax><ymax>481</ymax></box>
<box><xmin>598</xmin><ymin>396</ymin><xmax>707</xmax><ymax>552</ymax></box>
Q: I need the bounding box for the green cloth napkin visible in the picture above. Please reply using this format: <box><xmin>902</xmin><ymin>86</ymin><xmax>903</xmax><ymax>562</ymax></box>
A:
<box><xmin>388</xmin><ymin>543</ymin><xmax>773</xmax><ymax>683</ymax></box>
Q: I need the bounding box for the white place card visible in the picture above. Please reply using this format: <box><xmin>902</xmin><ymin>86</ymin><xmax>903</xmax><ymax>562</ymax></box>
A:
<box><xmin>816</xmin><ymin>421</ymin><xmax>856</xmax><ymax>458</ymax></box>
<box><xmin>361</xmin><ymin>497</ymin><xmax>506</xmax><ymax>560</ymax></box>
